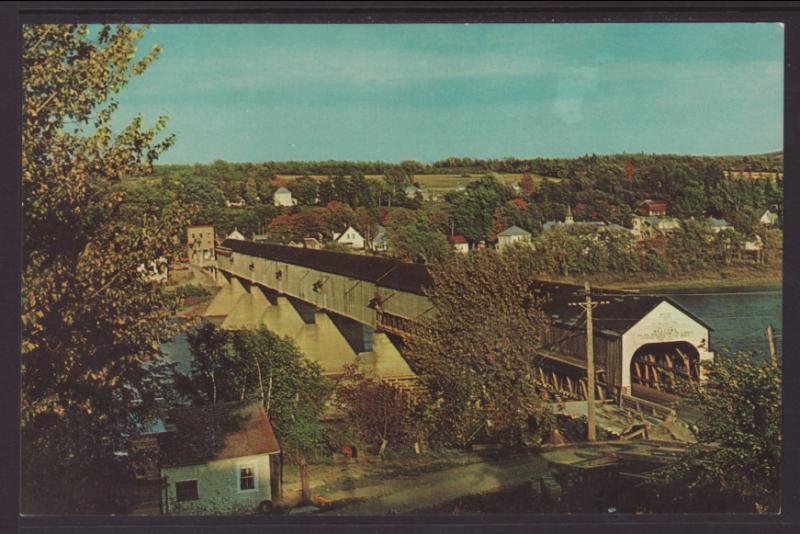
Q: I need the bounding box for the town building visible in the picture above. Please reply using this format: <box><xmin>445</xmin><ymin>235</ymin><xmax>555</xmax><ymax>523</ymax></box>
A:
<box><xmin>707</xmin><ymin>217</ymin><xmax>734</xmax><ymax>233</ymax></box>
<box><xmin>273</xmin><ymin>186</ymin><xmax>296</xmax><ymax>207</ymax></box>
<box><xmin>404</xmin><ymin>185</ymin><xmax>430</xmax><ymax>201</ymax></box>
<box><xmin>371</xmin><ymin>225</ymin><xmax>389</xmax><ymax>252</ymax></box>
<box><xmin>225</xmin><ymin>197</ymin><xmax>247</xmax><ymax>208</ymax></box>
<box><xmin>158</xmin><ymin>401</ymin><xmax>282</xmax><ymax>515</ymax></box>
<box><xmin>636</xmin><ymin>200</ymin><xmax>668</xmax><ymax>217</ymax></box>
<box><xmin>759</xmin><ymin>209</ymin><xmax>779</xmax><ymax>226</ymax></box>
<box><xmin>227</xmin><ymin>228</ymin><xmax>246</xmax><ymax>241</ymax></box>
<box><xmin>187</xmin><ymin>225</ymin><xmax>216</xmax><ymax>267</ymax></box>
<box><xmin>497</xmin><ymin>225</ymin><xmax>532</xmax><ymax>250</ymax></box>
<box><xmin>631</xmin><ymin>216</ymin><xmax>681</xmax><ymax>241</ymax></box>
<box><xmin>448</xmin><ymin>235</ymin><xmax>469</xmax><ymax>254</ymax></box>
<box><xmin>333</xmin><ymin>225</ymin><xmax>365</xmax><ymax>249</ymax></box>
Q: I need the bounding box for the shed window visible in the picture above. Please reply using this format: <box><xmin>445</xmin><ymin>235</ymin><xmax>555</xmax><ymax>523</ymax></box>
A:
<box><xmin>239</xmin><ymin>463</ymin><xmax>256</xmax><ymax>491</ymax></box>
<box><xmin>175</xmin><ymin>480</ymin><xmax>198</xmax><ymax>502</ymax></box>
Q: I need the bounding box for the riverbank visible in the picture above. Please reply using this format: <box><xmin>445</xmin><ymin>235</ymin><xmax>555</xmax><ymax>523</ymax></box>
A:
<box><xmin>545</xmin><ymin>266</ymin><xmax>782</xmax><ymax>293</ymax></box>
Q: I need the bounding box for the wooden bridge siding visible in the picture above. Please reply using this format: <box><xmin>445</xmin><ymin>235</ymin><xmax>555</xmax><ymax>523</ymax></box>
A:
<box><xmin>223</xmin><ymin>252</ymin><xmax>435</xmax><ymax>327</ymax></box>
<box><xmin>375</xmin><ymin>287</ymin><xmax>432</xmax><ymax>322</ymax></box>
<box><xmin>543</xmin><ymin>325</ymin><xmax>624</xmax><ymax>391</ymax></box>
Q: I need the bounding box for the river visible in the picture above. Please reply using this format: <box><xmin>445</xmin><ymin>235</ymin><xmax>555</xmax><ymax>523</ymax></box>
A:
<box><xmin>652</xmin><ymin>287</ymin><xmax>782</xmax><ymax>359</ymax></box>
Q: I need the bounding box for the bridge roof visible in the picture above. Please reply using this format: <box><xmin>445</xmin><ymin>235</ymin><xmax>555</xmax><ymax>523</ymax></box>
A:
<box><xmin>222</xmin><ymin>239</ymin><xmax>433</xmax><ymax>295</ymax></box>
<box><xmin>532</xmin><ymin>281</ymin><xmax>713</xmax><ymax>337</ymax></box>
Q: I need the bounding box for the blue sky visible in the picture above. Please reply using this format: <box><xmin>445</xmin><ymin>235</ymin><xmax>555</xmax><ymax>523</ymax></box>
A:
<box><xmin>110</xmin><ymin>23</ymin><xmax>783</xmax><ymax>164</ymax></box>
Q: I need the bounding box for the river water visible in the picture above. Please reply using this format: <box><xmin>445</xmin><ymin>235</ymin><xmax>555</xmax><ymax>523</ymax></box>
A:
<box><xmin>653</xmin><ymin>288</ymin><xmax>782</xmax><ymax>359</ymax></box>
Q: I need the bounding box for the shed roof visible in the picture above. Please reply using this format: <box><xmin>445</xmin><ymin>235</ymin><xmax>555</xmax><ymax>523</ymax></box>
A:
<box><xmin>222</xmin><ymin>239</ymin><xmax>432</xmax><ymax>295</ymax></box>
<box><xmin>158</xmin><ymin>401</ymin><xmax>280</xmax><ymax>468</ymax></box>
<box><xmin>498</xmin><ymin>225</ymin><xmax>531</xmax><ymax>237</ymax></box>
<box><xmin>275</xmin><ymin>186</ymin><xmax>291</xmax><ymax>194</ymax></box>
<box><xmin>448</xmin><ymin>235</ymin><xmax>467</xmax><ymax>244</ymax></box>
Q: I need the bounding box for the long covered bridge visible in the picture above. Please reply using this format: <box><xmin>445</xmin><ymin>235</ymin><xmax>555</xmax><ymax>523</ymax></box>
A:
<box><xmin>203</xmin><ymin>238</ymin><xmax>714</xmax><ymax>402</ymax></box>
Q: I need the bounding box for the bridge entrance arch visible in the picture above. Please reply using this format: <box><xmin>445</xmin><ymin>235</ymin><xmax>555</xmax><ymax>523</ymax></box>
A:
<box><xmin>629</xmin><ymin>341</ymin><xmax>700</xmax><ymax>399</ymax></box>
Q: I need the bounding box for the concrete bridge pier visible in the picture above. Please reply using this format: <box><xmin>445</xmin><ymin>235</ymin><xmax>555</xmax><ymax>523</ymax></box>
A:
<box><xmin>203</xmin><ymin>274</ymin><xmax>247</xmax><ymax>320</ymax></box>
<box><xmin>357</xmin><ymin>332</ymin><xmax>415</xmax><ymax>378</ymax></box>
<box><xmin>294</xmin><ymin>312</ymin><xmax>358</xmax><ymax>375</ymax></box>
<box><xmin>258</xmin><ymin>296</ymin><xmax>307</xmax><ymax>340</ymax></box>
<box><xmin>220</xmin><ymin>283</ymin><xmax>272</xmax><ymax>331</ymax></box>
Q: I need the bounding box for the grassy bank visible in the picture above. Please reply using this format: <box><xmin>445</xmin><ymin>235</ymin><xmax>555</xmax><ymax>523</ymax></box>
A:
<box><xmin>543</xmin><ymin>265</ymin><xmax>782</xmax><ymax>293</ymax></box>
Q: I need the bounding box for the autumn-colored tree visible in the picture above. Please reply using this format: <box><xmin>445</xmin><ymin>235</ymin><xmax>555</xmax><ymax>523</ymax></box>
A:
<box><xmin>406</xmin><ymin>251</ymin><xmax>553</xmax><ymax>448</ymax></box>
<box><xmin>22</xmin><ymin>24</ymin><xmax>191</xmax><ymax>513</ymax></box>
<box><xmin>334</xmin><ymin>363</ymin><xmax>416</xmax><ymax>453</ymax></box>
<box><xmin>520</xmin><ymin>172</ymin><xmax>536</xmax><ymax>196</ymax></box>
<box><xmin>266</xmin><ymin>212</ymin><xmax>301</xmax><ymax>243</ymax></box>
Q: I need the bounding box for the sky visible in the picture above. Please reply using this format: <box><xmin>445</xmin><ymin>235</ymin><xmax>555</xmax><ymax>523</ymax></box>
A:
<box><xmin>109</xmin><ymin>23</ymin><xmax>784</xmax><ymax>164</ymax></box>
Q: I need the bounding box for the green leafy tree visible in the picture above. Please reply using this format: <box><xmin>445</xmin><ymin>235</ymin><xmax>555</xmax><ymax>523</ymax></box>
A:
<box><xmin>183</xmin><ymin>325</ymin><xmax>333</xmax><ymax>499</ymax></box>
<box><xmin>21</xmin><ymin>24</ymin><xmax>191</xmax><ymax>513</ymax></box>
<box><xmin>385</xmin><ymin>208</ymin><xmax>453</xmax><ymax>264</ymax></box>
<box><xmin>407</xmin><ymin>251</ymin><xmax>553</xmax><ymax>448</ymax></box>
<box><xmin>650</xmin><ymin>353</ymin><xmax>781</xmax><ymax>513</ymax></box>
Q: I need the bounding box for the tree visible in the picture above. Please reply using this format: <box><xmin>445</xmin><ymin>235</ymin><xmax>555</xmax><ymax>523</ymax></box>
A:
<box><xmin>21</xmin><ymin>24</ymin><xmax>193</xmax><ymax>513</ymax></box>
<box><xmin>406</xmin><ymin>251</ymin><xmax>553</xmax><ymax>448</ymax></box>
<box><xmin>384</xmin><ymin>208</ymin><xmax>453</xmax><ymax>264</ymax></box>
<box><xmin>334</xmin><ymin>363</ymin><xmax>416</xmax><ymax>453</ymax></box>
<box><xmin>649</xmin><ymin>352</ymin><xmax>781</xmax><ymax>513</ymax></box>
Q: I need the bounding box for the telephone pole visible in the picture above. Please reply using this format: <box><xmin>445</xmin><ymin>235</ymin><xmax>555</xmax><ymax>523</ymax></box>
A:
<box><xmin>766</xmin><ymin>324</ymin><xmax>778</xmax><ymax>366</ymax></box>
<box><xmin>570</xmin><ymin>281</ymin><xmax>609</xmax><ymax>442</ymax></box>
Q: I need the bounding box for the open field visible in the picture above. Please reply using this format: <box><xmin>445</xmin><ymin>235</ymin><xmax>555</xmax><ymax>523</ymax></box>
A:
<box><xmin>723</xmin><ymin>170</ymin><xmax>783</xmax><ymax>181</ymax></box>
<box><xmin>276</xmin><ymin>173</ymin><xmax>560</xmax><ymax>192</ymax></box>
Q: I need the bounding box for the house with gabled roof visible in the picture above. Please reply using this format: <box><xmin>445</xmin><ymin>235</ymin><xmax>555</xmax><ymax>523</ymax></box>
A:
<box><xmin>333</xmin><ymin>225</ymin><xmax>365</xmax><ymax>249</ymax></box>
<box><xmin>497</xmin><ymin>225</ymin><xmax>532</xmax><ymax>250</ymax></box>
<box><xmin>273</xmin><ymin>186</ymin><xmax>297</xmax><ymax>207</ymax></box>
<box><xmin>158</xmin><ymin>401</ymin><xmax>282</xmax><ymax>515</ymax></box>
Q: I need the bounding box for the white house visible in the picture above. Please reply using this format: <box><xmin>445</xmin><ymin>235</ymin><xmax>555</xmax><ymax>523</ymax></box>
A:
<box><xmin>448</xmin><ymin>235</ymin><xmax>469</xmax><ymax>254</ymax></box>
<box><xmin>759</xmin><ymin>210</ymin><xmax>779</xmax><ymax>226</ymax></box>
<box><xmin>273</xmin><ymin>186</ymin><xmax>296</xmax><ymax>207</ymax></box>
<box><xmin>227</xmin><ymin>228</ymin><xmax>246</xmax><ymax>241</ymax></box>
<box><xmin>333</xmin><ymin>225</ymin><xmax>365</xmax><ymax>249</ymax></box>
<box><xmin>404</xmin><ymin>185</ymin><xmax>430</xmax><ymax>201</ymax></box>
<box><xmin>158</xmin><ymin>401</ymin><xmax>282</xmax><ymax>515</ymax></box>
<box><xmin>497</xmin><ymin>225</ymin><xmax>532</xmax><ymax>250</ymax></box>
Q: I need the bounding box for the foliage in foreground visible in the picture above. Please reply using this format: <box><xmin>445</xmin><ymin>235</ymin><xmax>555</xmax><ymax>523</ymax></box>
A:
<box><xmin>648</xmin><ymin>352</ymin><xmax>781</xmax><ymax>513</ymax></box>
<box><xmin>334</xmin><ymin>362</ymin><xmax>418</xmax><ymax>453</ymax></box>
<box><xmin>406</xmin><ymin>250</ymin><xmax>554</xmax><ymax>449</ymax></box>
<box><xmin>21</xmin><ymin>24</ymin><xmax>191</xmax><ymax>513</ymax></box>
<box><xmin>180</xmin><ymin>324</ymin><xmax>333</xmax><ymax>464</ymax></box>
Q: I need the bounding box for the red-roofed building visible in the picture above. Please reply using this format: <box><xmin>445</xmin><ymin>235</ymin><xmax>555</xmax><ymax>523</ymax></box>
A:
<box><xmin>448</xmin><ymin>235</ymin><xmax>469</xmax><ymax>254</ymax></box>
<box><xmin>154</xmin><ymin>401</ymin><xmax>282</xmax><ymax>515</ymax></box>
<box><xmin>637</xmin><ymin>200</ymin><xmax>668</xmax><ymax>217</ymax></box>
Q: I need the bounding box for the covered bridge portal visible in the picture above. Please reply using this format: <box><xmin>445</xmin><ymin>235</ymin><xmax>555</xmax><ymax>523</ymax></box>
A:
<box><xmin>212</xmin><ymin>238</ymin><xmax>713</xmax><ymax>401</ymax></box>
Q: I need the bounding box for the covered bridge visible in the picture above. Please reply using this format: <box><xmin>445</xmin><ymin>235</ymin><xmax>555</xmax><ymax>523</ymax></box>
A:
<box><xmin>211</xmin><ymin>239</ymin><xmax>714</xmax><ymax>402</ymax></box>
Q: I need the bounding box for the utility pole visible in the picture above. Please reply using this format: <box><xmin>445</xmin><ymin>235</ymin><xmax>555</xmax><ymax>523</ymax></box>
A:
<box><xmin>570</xmin><ymin>281</ymin><xmax>609</xmax><ymax>442</ymax></box>
<box><xmin>766</xmin><ymin>324</ymin><xmax>778</xmax><ymax>366</ymax></box>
